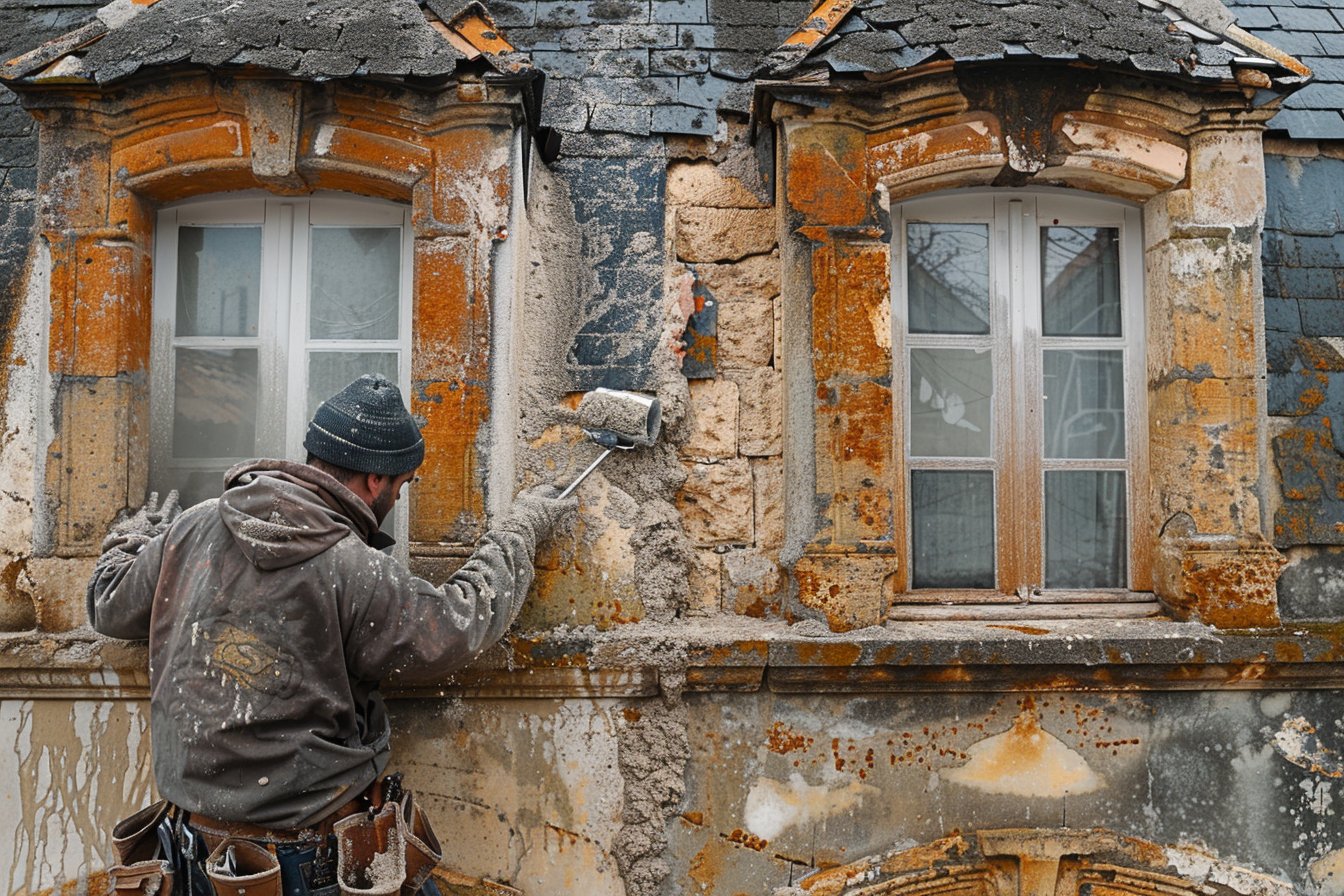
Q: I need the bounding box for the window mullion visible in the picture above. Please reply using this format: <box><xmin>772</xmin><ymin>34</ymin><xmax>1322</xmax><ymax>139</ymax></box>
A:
<box><xmin>284</xmin><ymin>201</ymin><xmax>310</xmax><ymax>458</ymax></box>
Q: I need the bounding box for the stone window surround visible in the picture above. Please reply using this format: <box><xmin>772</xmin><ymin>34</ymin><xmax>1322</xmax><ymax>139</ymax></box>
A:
<box><xmin>14</xmin><ymin>71</ymin><xmax>528</xmax><ymax>632</ymax></box>
<box><xmin>766</xmin><ymin>65</ymin><xmax>1290</xmax><ymax>632</ymax></box>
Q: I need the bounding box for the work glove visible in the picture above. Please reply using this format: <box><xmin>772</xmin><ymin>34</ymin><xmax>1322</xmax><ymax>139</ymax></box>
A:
<box><xmin>101</xmin><ymin>491</ymin><xmax>182</xmax><ymax>555</ymax></box>
<box><xmin>498</xmin><ymin>484</ymin><xmax>578</xmax><ymax>548</ymax></box>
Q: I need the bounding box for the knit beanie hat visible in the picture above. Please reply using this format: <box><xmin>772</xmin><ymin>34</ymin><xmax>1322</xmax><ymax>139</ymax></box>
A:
<box><xmin>304</xmin><ymin>374</ymin><xmax>424</xmax><ymax>476</ymax></box>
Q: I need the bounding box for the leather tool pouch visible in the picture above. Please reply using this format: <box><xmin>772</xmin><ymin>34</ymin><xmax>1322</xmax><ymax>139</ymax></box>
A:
<box><xmin>205</xmin><ymin>839</ymin><xmax>282</xmax><ymax>896</ymax></box>
<box><xmin>395</xmin><ymin>793</ymin><xmax>442</xmax><ymax>896</ymax></box>
<box><xmin>108</xmin><ymin>859</ymin><xmax>176</xmax><ymax>896</ymax></box>
<box><xmin>108</xmin><ymin>800</ymin><xmax>176</xmax><ymax>896</ymax></box>
<box><xmin>334</xmin><ymin>803</ymin><xmax>405</xmax><ymax>896</ymax></box>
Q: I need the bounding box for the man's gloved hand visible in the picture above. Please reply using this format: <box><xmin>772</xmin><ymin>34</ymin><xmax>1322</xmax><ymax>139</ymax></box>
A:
<box><xmin>499</xmin><ymin>484</ymin><xmax>578</xmax><ymax>546</ymax></box>
<box><xmin>101</xmin><ymin>491</ymin><xmax>182</xmax><ymax>554</ymax></box>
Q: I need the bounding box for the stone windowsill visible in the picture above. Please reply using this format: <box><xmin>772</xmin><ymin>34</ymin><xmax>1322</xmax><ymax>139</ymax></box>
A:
<box><xmin>3</xmin><ymin>616</ymin><xmax>1343</xmax><ymax>699</ymax></box>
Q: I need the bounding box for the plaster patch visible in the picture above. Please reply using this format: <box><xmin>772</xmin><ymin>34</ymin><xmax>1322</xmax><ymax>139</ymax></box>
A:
<box><xmin>1272</xmin><ymin>716</ymin><xmax>1343</xmax><ymax>777</ymax></box>
<box><xmin>1164</xmin><ymin>844</ymin><xmax>1295</xmax><ymax>895</ymax></box>
<box><xmin>869</xmin><ymin>298</ymin><xmax>891</xmax><ymax>353</ymax></box>
<box><xmin>314</xmin><ymin>124</ymin><xmax>336</xmax><ymax>157</ymax></box>
<box><xmin>1259</xmin><ymin>693</ymin><xmax>1292</xmax><ymax>718</ymax></box>
<box><xmin>944</xmin><ymin>707</ymin><xmax>1101</xmax><ymax>797</ymax></box>
<box><xmin>743</xmin><ymin>773</ymin><xmax>876</xmax><ymax>841</ymax></box>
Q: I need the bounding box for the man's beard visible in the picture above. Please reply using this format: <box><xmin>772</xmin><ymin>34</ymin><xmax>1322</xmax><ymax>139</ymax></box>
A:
<box><xmin>372</xmin><ymin>480</ymin><xmax>398</xmax><ymax>525</ymax></box>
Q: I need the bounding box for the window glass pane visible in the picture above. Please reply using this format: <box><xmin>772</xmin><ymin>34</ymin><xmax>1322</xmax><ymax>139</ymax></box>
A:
<box><xmin>1045</xmin><ymin>470</ymin><xmax>1127</xmax><ymax>588</ymax></box>
<box><xmin>911</xmin><ymin>470</ymin><xmax>995</xmax><ymax>589</ymax></box>
<box><xmin>173</xmin><ymin>349</ymin><xmax>258</xmax><ymax>458</ymax></box>
<box><xmin>308</xmin><ymin>352</ymin><xmax>400</xmax><ymax>422</ymax></box>
<box><xmin>1043</xmin><ymin>350</ymin><xmax>1126</xmax><ymax>459</ymax></box>
<box><xmin>169</xmin><ymin>469</ymin><xmax>228</xmax><ymax>510</ymax></box>
<box><xmin>175</xmin><ymin>227</ymin><xmax>262</xmax><ymax>337</ymax></box>
<box><xmin>1041</xmin><ymin>226</ymin><xmax>1121</xmax><ymax>337</ymax></box>
<box><xmin>309</xmin><ymin>227</ymin><xmax>401</xmax><ymax>340</ymax></box>
<box><xmin>910</xmin><ymin>348</ymin><xmax>992</xmax><ymax>458</ymax></box>
<box><xmin>906</xmin><ymin>223</ymin><xmax>990</xmax><ymax>334</ymax></box>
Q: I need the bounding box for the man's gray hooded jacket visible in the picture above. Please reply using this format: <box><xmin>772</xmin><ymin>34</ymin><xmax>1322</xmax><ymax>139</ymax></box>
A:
<box><xmin>87</xmin><ymin>460</ymin><xmax>556</xmax><ymax>829</ymax></box>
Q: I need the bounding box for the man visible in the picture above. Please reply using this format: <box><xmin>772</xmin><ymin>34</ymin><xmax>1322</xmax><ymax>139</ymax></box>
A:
<box><xmin>87</xmin><ymin>373</ymin><xmax>576</xmax><ymax>895</ymax></box>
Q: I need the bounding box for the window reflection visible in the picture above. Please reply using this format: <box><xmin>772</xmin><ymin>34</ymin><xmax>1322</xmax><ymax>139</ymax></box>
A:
<box><xmin>907</xmin><ymin>223</ymin><xmax>991</xmax><ymax>335</ymax></box>
<box><xmin>1041</xmin><ymin>227</ymin><xmax>1121</xmax><ymax>337</ymax></box>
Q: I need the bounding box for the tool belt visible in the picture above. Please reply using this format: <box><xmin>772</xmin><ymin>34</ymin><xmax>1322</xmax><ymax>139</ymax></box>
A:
<box><xmin>106</xmin><ymin>776</ymin><xmax>443</xmax><ymax>896</ymax></box>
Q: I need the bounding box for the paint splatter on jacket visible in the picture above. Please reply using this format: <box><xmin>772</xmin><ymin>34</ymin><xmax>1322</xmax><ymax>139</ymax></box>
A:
<box><xmin>86</xmin><ymin>459</ymin><xmax>566</xmax><ymax>829</ymax></box>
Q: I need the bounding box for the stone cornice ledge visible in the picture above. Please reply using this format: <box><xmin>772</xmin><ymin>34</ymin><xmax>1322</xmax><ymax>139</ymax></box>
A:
<box><xmin>3</xmin><ymin>617</ymin><xmax>1342</xmax><ymax>700</ymax></box>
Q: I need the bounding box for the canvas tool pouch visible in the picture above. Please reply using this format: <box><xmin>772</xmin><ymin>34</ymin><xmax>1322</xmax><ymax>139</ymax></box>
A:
<box><xmin>204</xmin><ymin>838</ymin><xmax>282</xmax><ymax>896</ymax></box>
<box><xmin>395</xmin><ymin>793</ymin><xmax>442</xmax><ymax>896</ymax></box>
<box><xmin>334</xmin><ymin>802</ymin><xmax>405</xmax><ymax>896</ymax></box>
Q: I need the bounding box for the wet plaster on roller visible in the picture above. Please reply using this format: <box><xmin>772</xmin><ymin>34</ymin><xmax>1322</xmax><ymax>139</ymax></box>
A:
<box><xmin>509</xmin><ymin>157</ymin><xmax>694</xmax><ymax>895</ymax></box>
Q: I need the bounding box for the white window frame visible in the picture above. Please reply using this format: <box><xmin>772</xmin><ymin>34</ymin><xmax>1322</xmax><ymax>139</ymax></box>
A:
<box><xmin>150</xmin><ymin>193</ymin><xmax>415</xmax><ymax>542</ymax></box>
<box><xmin>892</xmin><ymin>191</ymin><xmax>1150</xmax><ymax>604</ymax></box>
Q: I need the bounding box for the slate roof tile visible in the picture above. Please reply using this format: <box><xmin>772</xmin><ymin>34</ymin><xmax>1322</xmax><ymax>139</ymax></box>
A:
<box><xmin>0</xmin><ymin>0</ymin><xmax>542</xmax><ymax>87</ymax></box>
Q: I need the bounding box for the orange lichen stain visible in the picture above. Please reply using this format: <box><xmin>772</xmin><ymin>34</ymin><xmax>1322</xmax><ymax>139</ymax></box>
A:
<box><xmin>687</xmin><ymin>842</ymin><xmax>723</xmax><ymax>891</ymax></box>
<box><xmin>681</xmin><ymin>811</ymin><xmax>705</xmax><ymax>826</ymax></box>
<box><xmin>986</xmin><ymin>623</ymin><xmax>1052</xmax><ymax>635</ymax></box>
<box><xmin>1274</xmin><ymin>639</ymin><xmax>1306</xmax><ymax>663</ymax></box>
<box><xmin>794</xmin><ymin>641</ymin><xmax>863</xmax><ymax>666</ymax></box>
<box><xmin>766</xmin><ymin>722</ymin><xmax>812</xmax><ymax>755</ymax></box>
<box><xmin>29</xmin><ymin>872</ymin><xmax>113</xmax><ymax>896</ymax></box>
<box><xmin>623</xmin><ymin>707</ymin><xmax>643</xmax><ymax>724</ymax></box>
<box><xmin>723</xmin><ymin>828</ymin><xmax>769</xmax><ymax>851</ymax></box>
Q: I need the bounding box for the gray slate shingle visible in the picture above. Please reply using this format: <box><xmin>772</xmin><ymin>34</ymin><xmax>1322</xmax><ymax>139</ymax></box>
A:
<box><xmin>1226</xmin><ymin>0</ymin><xmax>1344</xmax><ymax>139</ymax></box>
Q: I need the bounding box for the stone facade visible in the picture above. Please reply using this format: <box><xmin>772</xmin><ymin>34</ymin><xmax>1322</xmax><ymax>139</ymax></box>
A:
<box><xmin>1</xmin><ymin>0</ymin><xmax>1343</xmax><ymax>894</ymax></box>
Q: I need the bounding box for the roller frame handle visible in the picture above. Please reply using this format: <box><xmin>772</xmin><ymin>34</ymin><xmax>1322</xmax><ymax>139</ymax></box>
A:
<box><xmin>557</xmin><ymin>447</ymin><xmax>613</xmax><ymax>500</ymax></box>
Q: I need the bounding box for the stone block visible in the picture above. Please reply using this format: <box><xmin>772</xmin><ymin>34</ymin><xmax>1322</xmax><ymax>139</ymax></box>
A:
<box><xmin>677</xmin><ymin>457</ymin><xmax>753</xmax><ymax>546</ymax></box>
<box><xmin>723</xmin><ymin>547</ymin><xmax>783</xmax><ymax>617</ymax></box>
<box><xmin>729</xmin><ymin>366</ymin><xmax>781</xmax><ymax>457</ymax></box>
<box><xmin>27</xmin><ymin>556</ymin><xmax>95</xmax><ymax>633</ymax></box>
<box><xmin>686</xmin><ymin>547</ymin><xmax>722</xmax><ymax>616</ymax></box>
<box><xmin>675</xmin><ymin>206</ymin><xmax>776</xmax><ymax>263</ymax></box>
<box><xmin>691</xmin><ymin>251</ymin><xmax>780</xmax><ymax>301</ymax></box>
<box><xmin>792</xmin><ymin>552</ymin><xmax>898</xmax><ymax>631</ymax></box>
<box><xmin>811</xmin><ymin>241</ymin><xmax>892</xmax><ymax>381</ymax></box>
<box><xmin>681</xmin><ymin>377</ymin><xmax>738</xmax><ymax>461</ymax></box>
<box><xmin>785</xmin><ymin>122</ymin><xmax>872</xmax><ymax>227</ymax></box>
<box><xmin>46</xmin><ymin>376</ymin><xmax>144</xmax><ymax>556</ymax></box>
<box><xmin>752</xmin><ymin>457</ymin><xmax>784</xmax><ymax>551</ymax></box>
<box><xmin>716</xmin><ymin>295</ymin><xmax>774</xmax><ymax>368</ymax></box>
<box><xmin>1154</xmin><ymin>530</ymin><xmax>1285</xmax><ymax>629</ymax></box>
<box><xmin>667</xmin><ymin>160</ymin><xmax>771</xmax><ymax>208</ymax></box>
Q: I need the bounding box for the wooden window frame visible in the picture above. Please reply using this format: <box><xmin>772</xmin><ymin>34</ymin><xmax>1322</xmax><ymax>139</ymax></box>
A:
<box><xmin>891</xmin><ymin>191</ymin><xmax>1151</xmax><ymax>605</ymax></box>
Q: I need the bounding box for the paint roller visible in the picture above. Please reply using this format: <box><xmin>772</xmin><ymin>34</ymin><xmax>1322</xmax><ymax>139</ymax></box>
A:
<box><xmin>557</xmin><ymin>387</ymin><xmax>663</xmax><ymax>500</ymax></box>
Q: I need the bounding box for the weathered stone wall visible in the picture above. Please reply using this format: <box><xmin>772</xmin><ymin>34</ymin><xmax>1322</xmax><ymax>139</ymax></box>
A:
<box><xmin>1</xmin><ymin>3</ymin><xmax>1343</xmax><ymax>896</ymax></box>
<box><xmin>0</xmin><ymin>4</ymin><xmax>98</xmax><ymax>633</ymax></box>
<box><xmin>1263</xmin><ymin>143</ymin><xmax>1344</xmax><ymax>621</ymax></box>
<box><xmin>8</xmin><ymin>678</ymin><xmax>1344</xmax><ymax>895</ymax></box>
